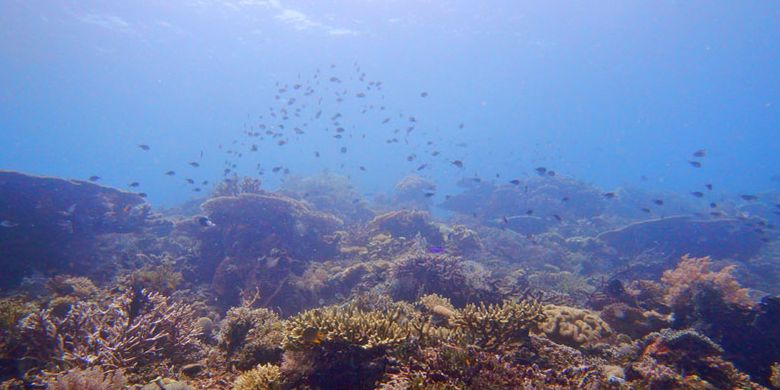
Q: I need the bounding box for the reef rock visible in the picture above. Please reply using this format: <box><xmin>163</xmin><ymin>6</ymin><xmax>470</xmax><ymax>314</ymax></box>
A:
<box><xmin>0</xmin><ymin>170</ymin><xmax>149</xmax><ymax>289</ymax></box>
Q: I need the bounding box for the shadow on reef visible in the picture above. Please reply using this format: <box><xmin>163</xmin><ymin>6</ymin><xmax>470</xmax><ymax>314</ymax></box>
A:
<box><xmin>1</xmin><ymin>171</ymin><xmax>780</xmax><ymax>389</ymax></box>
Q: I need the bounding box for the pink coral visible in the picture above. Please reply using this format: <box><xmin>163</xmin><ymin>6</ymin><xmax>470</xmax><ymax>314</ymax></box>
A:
<box><xmin>661</xmin><ymin>255</ymin><xmax>752</xmax><ymax>308</ymax></box>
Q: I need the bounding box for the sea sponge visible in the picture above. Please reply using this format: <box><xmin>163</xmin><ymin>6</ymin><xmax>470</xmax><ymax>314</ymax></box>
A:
<box><xmin>218</xmin><ymin>305</ymin><xmax>284</xmax><ymax>370</ymax></box>
<box><xmin>535</xmin><ymin>304</ymin><xmax>612</xmax><ymax>348</ymax></box>
<box><xmin>451</xmin><ymin>298</ymin><xmax>546</xmax><ymax>352</ymax></box>
<box><xmin>233</xmin><ymin>363</ymin><xmax>283</xmax><ymax>390</ymax></box>
<box><xmin>661</xmin><ymin>255</ymin><xmax>752</xmax><ymax>308</ymax></box>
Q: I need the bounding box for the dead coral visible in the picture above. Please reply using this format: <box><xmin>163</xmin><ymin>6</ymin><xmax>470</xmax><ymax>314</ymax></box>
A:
<box><xmin>661</xmin><ymin>255</ymin><xmax>752</xmax><ymax>308</ymax></box>
<box><xmin>44</xmin><ymin>367</ymin><xmax>127</xmax><ymax>390</ymax></box>
<box><xmin>218</xmin><ymin>305</ymin><xmax>284</xmax><ymax>370</ymax></box>
<box><xmin>534</xmin><ymin>305</ymin><xmax>612</xmax><ymax>348</ymax></box>
<box><xmin>18</xmin><ymin>289</ymin><xmax>202</xmax><ymax>380</ymax></box>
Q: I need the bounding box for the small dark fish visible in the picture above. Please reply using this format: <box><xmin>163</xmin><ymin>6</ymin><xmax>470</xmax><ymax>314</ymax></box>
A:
<box><xmin>138</xmin><ymin>192</ymin><xmax>147</xmax><ymax>198</ymax></box>
<box><xmin>705</xmin><ymin>183</ymin><xmax>712</xmax><ymax>190</ymax></box>
<box><xmin>561</xmin><ymin>196</ymin><xmax>569</xmax><ymax>202</ymax></box>
<box><xmin>138</xmin><ymin>144</ymin><xmax>150</xmax><ymax>151</ymax></box>
<box><xmin>382</xmin><ymin>118</ymin><xmax>390</xmax><ymax>124</ymax></box>
<box><xmin>329</xmin><ymin>77</ymin><xmax>341</xmax><ymax>83</ymax></box>
<box><xmin>193</xmin><ymin>188</ymin><xmax>201</xmax><ymax>192</ymax></box>
<box><xmin>525</xmin><ymin>209</ymin><xmax>533</xmax><ymax>215</ymax></box>
<box><xmin>547</xmin><ymin>170</ymin><xmax>556</xmax><ymax>177</ymax></box>
<box><xmin>459</xmin><ymin>123</ymin><xmax>464</xmax><ymax>129</ymax></box>
<box><xmin>340</xmin><ymin>147</ymin><xmax>347</xmax><ymax>153</ymax></box>
<box><xmin>251</xmin><ymin>144</ymin><xmax>258</xmax><ymax>152</ymax></box>
<box><xmin>510</xmin><ymin>179</ymin><xmax>521</xmax><ymax>185</ymax></box>
<box><xmin>424</xmin><ymin>192</ymin><xmax>436</xmax><ymax>198</ymax></box>
<box><xmin>189</xmin><ymin>162</ymin><xmax>200</xmax><ymax>168</ymax></box>
<box><xmin>691</xmin><ymin>191</ymin><xmax>704</xmax><ymax>198</ymax></box>
<box><xmin>420</xmin><ymin>92</ymin><xmax>428</xmax><ymax>97</ymax></box>
<box><xmin>129</xmin><ymin>182</ymin><xmax>140</xmax><ymax>187</ymax></box>
<box><xmin>710</xmin><ymin>202</ymin><xmax>717</xmax><ymax>208</ymax></box>
<box><xmin>553</xmin><ymin>214</ymin><xmax>562</xmax><ymax>222</ymax></box>
<box><xmin>359</xmin><ymin>166</ymin><xmax>366</xmax><ymax>171</ymax></box>
<box><xmin>277</xmin><ymin>140</ymin><xmax>287</xmax><ymax>146</ymax></box>
<box><xmin>431</xmin><ymin>151</ymin><xmax>440</xmax><ymax>156</ymax></box>
<box><xmin>315</xmin><ymin>151</ymin><xmax>320</xmax><ymax>158</ymax></box>
<box><xmin>603</xmin><ymin>192</ymin><xmax>616</xmax><ymax>199</ymax></box>
<box><xmin>202</xmin><ymin>180</ymin><xmax>209</xmax><ymax>185</ymax></box>
<box><xmin>641</xmin><ymin>207</ymin><xmax>651</xmax><ymax>213</ymax></box>
<box><xmin>693</xmin><ymin>149</ymin><xmax>706</xmax><ymax>157</ymax></box>
<box><xmin>652</xmin><ymin>199</ymin><xmax>664</xmax><ymax>206</ymax></box>
<box><xmin>272</xmin><ymin>166</ymin><xmax>283</xmax><ymax>173</ymax></box>
<box><xmin>452</xmin><ymin>160</ymin><xmax>464</xmax><ymax>168</ymax></box>
<box><xmin>355</xmin><ymin>92</ymin><xmax>366</xmax><ymax>98</ymax></box>
<box><xmin>535</xmin><ymin>167</ymin><xmax>547</xmax><ymax>175</ymax></box>
<box><xmin>186</xmin><ymin>178</ymin><xmax>194</xmax><ymax>184</ymax></box>
<box><xmin>502</xmin><ymin>216</ymin><xmax>509</xmax><ymax>224</ymax></box>
<box><xmin>88</xmin><ymin>176</ymin><xmax>100</xmax><ymax>182</ymax></box>
<box><xmin>165</xmin><ymin>171</ymin><xmax>176</xmax><ymax>176</ymax></box>
<box><xmin>417</xmin><ymin>164</ymin><xmax>428</xmax><ymax>171</ymax></box>
<box><xmin>198</xmin><ymin>216</ymin><xmax>215</xmax><ymax>227</ymax></box>
<box><xmin>740</xmin><ymin>194</ymin><xmax>758</xmax><ymax>201</ymax></box>
<box><xmin>688</xmin><ymin>160</ymin><xmax>702</xmax><ymax>168</ymax></box>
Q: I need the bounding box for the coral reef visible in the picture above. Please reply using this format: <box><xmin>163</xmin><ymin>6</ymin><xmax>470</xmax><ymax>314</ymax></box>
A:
<box><xmin>534</xmin><ymin>305</ymin><xmax>612</xmax><ymax>348</ymax></box>
<box><xmin>599</xmin><ymin>303</ymin><xmax>669</xmax><ymax>339</ymax></box>
<box><xmin>18</xmin><ymin>289</ymin><xmax>202</xmax><ymax>381</ymax></box>
<box><xmin>661</xmin><ymin>255</ymin><xmax>752</xmax><ymax>309</ymax></box>
<box><xmin>389</xmin><ymin>175</ymin><xmax>437</xmax><ymax>210</ymax></box>
<box><xmin>367</xmin><ymin>209</ymin><xmax>444</xmax><ymax>246</ymax></box>
<box><xmin>44</xmin><ymin>366</ymin><xmax>127</xmax><ymax>390</ymax></box>
<box><xmin>280</xmin><ymin>173</ymin><xmax>375</xmax><ymax>224</ymax></box>
<box><xmin>218</xmin><ymin>304</ymin><xmax>284</xmax><ymax>370</ymax></box>
<box><xmin>232</xmin><ymin>363</ymin><xmax>282</xmax><ymax>390</ymax></box>
<box><xmin>451</xmin><ymin>298</ymin><xmax>546</xmax><ymax>352</ymax></box>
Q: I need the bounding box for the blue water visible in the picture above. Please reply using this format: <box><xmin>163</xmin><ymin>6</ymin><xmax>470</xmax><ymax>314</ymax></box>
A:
<box><xmin>2</xmin><ymin>1</ymin><xmax>779</xmax><ymax>207</ymax></box>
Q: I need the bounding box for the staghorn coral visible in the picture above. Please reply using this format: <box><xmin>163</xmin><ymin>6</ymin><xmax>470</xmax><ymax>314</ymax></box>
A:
<box><xmin>18</xmin><ymin>289</ymin><xmax>202</xmax><ymax>380</ymax></box>
<box><xmin>661</xmin><ymin>255</ymin><xmax>752</xmax><ymax>308</ymax></box>
<box><xmin>232</xmin><ymin>363</ymin><xmax>282</xmax><ymax>390</ymax></box>
<box><xmin>451</xmin><ymin>298</ymin><xmax>545</xmax><ymax>352</ymax></box>
<box><xmin>218</xmin><ymin>304</ymin><xmax>284</xmax><ymax>370</ymax></box>
<box><xmin>44</xmin><ymin>367</ymin><xmax>127</xmax><ymax>390</ymax></box>
<box><xmin>534</xmin><ymin>305</ymin><xmax>612</xmax><ymax>348</ymax></box>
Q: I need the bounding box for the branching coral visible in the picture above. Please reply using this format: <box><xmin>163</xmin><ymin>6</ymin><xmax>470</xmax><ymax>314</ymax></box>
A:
<box><xmin>534</xmin><ymin>305</ymin><xmax>612</xmax><ymax>348</ymax></box>
<box><xmin>661</xmin><ymin>255</ymin><xmax>752</xmax><ymax>308</ymax></box>
<box><xmin>18</xmin><ymin>289</ymin><xmax>202</xmax><ymax>380</ymax></box>
<box><xmin>126</xmin><ymin>264</ymin><xmax>183</xmax><ymax>295</ymax></box>
<box><xmin>218</xmin><ymin>305</ymin><xmax>284</xmax><ymax>370</ymax></box>
<box><xmin>47</xmin><ymin>276</ymin><xmax>99</xmax><ymax>299</ymax></box>
<box><xmin>232</xmin><ymin>363</ymin><xmax>283</xmax><ymax>390</ymax></box>
<box><xmin>451</xmin><ymin>298</ymin><xmax>546</xmax><ymax>352</ymax></box>
<box><xmin>284</xmin><ymin>304</ymin><xmax>410</xmax><ymax>351</ymax></box>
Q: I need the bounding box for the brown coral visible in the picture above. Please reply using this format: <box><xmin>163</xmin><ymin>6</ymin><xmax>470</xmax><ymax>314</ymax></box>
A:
<box><xmin>661</xmin><ymin>255</ymin><xmax>752</xmax><ymax>308</ymax></box>
<box><xmin>218</xmin><ymin>305</ymin><xmax>284</xmax><ymax>370</ymax></box>
<box><xmin>451</xmin><ymin>298</ymin><xmax>546</xmax><ymax>352</ymax></box>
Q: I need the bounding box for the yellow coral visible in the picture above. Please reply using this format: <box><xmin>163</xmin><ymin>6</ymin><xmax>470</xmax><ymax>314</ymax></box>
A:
<box><xmin>535</xmin><ymin>305</ymin><xmax>611</xmax><ymax>348</ymax></box>
<box><xmin>284</xmin><ymin>304</ymin><xmax>410</xmax><ymax>350</ymax></box>
<box><xmin>661</xmin><ymin>255</ymin><xmax>751</xmax><ymax>308</ymax></box>
<box><xmin>233</xmin><ymin>364</ymin><xmax>282</xmax><ymax>390</ymax></box>
<box><xmin>451</xmin><ymin>298</ymin><xmax>545</xmax><ymax>352</ymax></box>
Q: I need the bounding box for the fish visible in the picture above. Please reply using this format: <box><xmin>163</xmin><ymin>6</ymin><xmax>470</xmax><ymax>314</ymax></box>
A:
<box><xmin>562</xmin><ymin>197</ymin><xmax>569</xmax><ymax>202</ymax></box>
<box><xmin>428</xmin><ymin>246</ymin><xmax>443</xmax><ymax>253</ymax></box>
<box><xmin>189</xmin><ymin>162</ymin><xmax>200</xmax><ymax>168</ymax></box>
<box><xmin>301</xmin><ymin>327</ymin><xmax>323</xmax><ymax>344</ymax></box>
<box><xmin>741</xmin><ymin>194</ymin><xmax>758</xmax><ymax>201</ymax></box>
<box><xmin>186</xmin><ymin>178</ymin><xmax>195</xmax><ymax>184</ymax></box>
<box><xmin>202</xmin><ymin>180</ymin><xmax>209</xmax><ymax>185</ymax></box>
<box><xmin>547</xmin><ymin>170</ymin><xmax>556</xmax><ymax>177</ymax></box>
<box><xmin>420</xmin><ymin>92</ymin><xmax>428</xmax><ymax>97</ymax></box>
<box><xmin>315</xmin><ymin>151</ymin><xmax>320</xmax><ymax>158</ymax></box>
<box><xmin>272</xmin><ymin>166</ymin><xmax>283</xmax><ymax>173</ymax></box>
<box><xmin>553</xmin><ymin>214</ymin><xmax>562</xmax><ymax>222</ymax></box>
<box><xmin>535</xmin><ymin>167</ymin><xmax>547</xmax><ymax>175</ymax></box>
<box><xmin>359</xmin><ymin>166</ymin><xmax>366</xmax><ymax>171</ymax></box>
<box><xmin>1</xmin><ymin>220</ymin><xmax>19</xmax><ymax>228</ymax></box>
<box><xmin>688</xmin><ymin>160</ymin><xmax>702</xmax><ymax>168</ymax></box>
<box><xmin>193</xmin><ymin>188</ymin><xmax>201</xmax><ymax>192</ymax></box>
<box><xmin>424</xmin><ymin>192</ymin><xmax>436</xmax><ymax>198</ymax></box>
<box><xmin>138</xmin><ymin>193</ymin><xmax>148</xmax><ymax>198</ymax></box>
<box><xmin>691</xmin><ymin>191</ymin><xmax>704</xmax><ymax>198</ymax></box>
<box><xmin>652</xmin><ymin>199</ymin><xmax>664</xmax><ymax>206</ymax></box>
<box><xmin>198</xmin><ymin>216</ymin><xmax>215</xmax><ymax>227</ymax></box>
<box><xmin>340</xmin><ymin>147</ymin><xmax>347</xmax><ymax>153</ymax></box>
<box><xmin>417</xmin><ymin>164</ymin><xmax>429</xmax><ymax>171</ymax></box>
<box><xmin>710</xmin><ymin>202</ymin><xmax>718</xmax><ymax>208</ymax></box>
<box><xmin>693</xmin><ymin>149</ymin><xmax>706</xmax><ymax>157</ymax></box>
<box><xmin>452</xmin><ymin>160</ymin><xmax>464</xmax><ymax>168</ymax></box>
<box><xmin>603</xmin><ymin>192</ymin><xmax>616</xmax><ymax>199</ymax></box>
<box><xmin>88</xmin><ymin>176</ymin><xmax>100</xmax><ymax>182</ymax></box>
<box><xmin>382</xmin><ymin>118</ymin><xmax>390</xmax><ymax>124</ymax></box>
<box><xmin>705</xmin><ymin>183</ymin><xmax>713</xmax><ymax>190</ymax></box>
<box><xmin>510</xmin><ymin>179</ymin><xmax>521</xmax><ymax>185</ymax></box>
<box><xmin>138</xmin><ymin>144</ymin><xmax>150</xmax><ymax>151</ymax></box>
<box><xmin>525</xmin><ymin>209</ymin><xmax>534</xmax><ymax>215</ymax></box>
<box><xmin>165</xmin><ymin>171</ymin><xmax>176</xmax><ymax>176</ymax></box>
<box><xmin>641</xmin><ymin>207</ymin><xmax>651</xmax><ymax>213</ymax></box>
